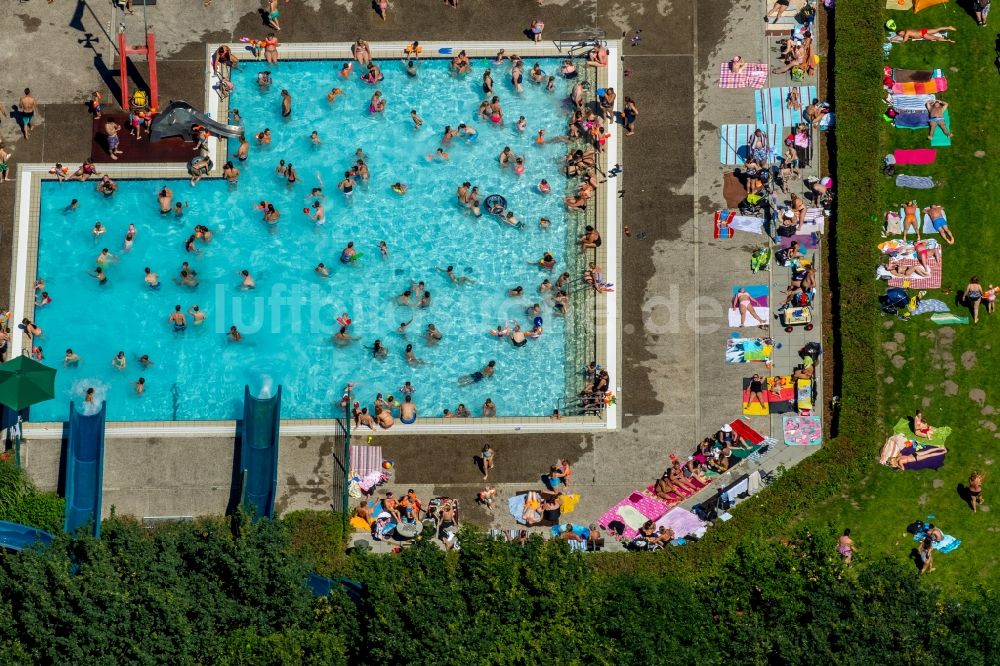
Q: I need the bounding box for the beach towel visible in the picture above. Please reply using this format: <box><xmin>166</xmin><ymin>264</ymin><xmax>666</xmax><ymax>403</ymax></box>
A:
<box><xmin>645</xmin><ymin>477</ymin><xmax>706</xmax><ymax>504</ymax></box>
<box><xmin>885</xmin><ymin>211</ymin><xmax>904</xmax><ymax>235</ymax></box>
<box><xmin>780</xmin><ymin>233</ymin><xmax>820</xmax><ymax>250</ymax></box>
<box><xmin>783</xmin><ymin>415</ymin><xmax>823</xmax><ymax>445</ymax></box>
<box><xmin>892</xmin><ymin>68</ymin><xmax>939</xmax><ymax>83</ymax></box>
<box><xmin>718</xmin><ymin>62</ymin><xmax>769</xmax><ymax>89</ymax></box>
<box><xmin>818</xmin><ymin>112</ymin><xmax>835</xmax><ymax>130</ymax></box>
<box><xmin>729</xmin><ymin>286</ymin><xmax>770</xmax><ymax>328</ymax></box>
<box><xmin>930</xmin><ymin>109</ymin><xmax>951</xmax><ymax>147</ymax></box>
<box><xmin>930</xmin><ymin>312</ymin><xmax>969</xmax><ymax>325</ymax></box>
<box><xmin>914</xmin><ymin>0</ymin><xmax>948</xmax><ymax>11</ymax></box>
<box><xmin>729</xmin><ymin>215</ymin><xmax>766</xmax><ymax>234</ymax></box>
<box><xmin>895</xmin><ymin>110</ymin><xmax>930</xmax><ymax>129</ymax></box>
<box><xmin>349</xmin><ymin>444</ymin><xmax>384</xmax><ymax>477</ymax></box>
<box><xmin>913</xmin><ymin>531</ymin><xmax>961</xmax><ymax>553</ymax></box>
<box><xmin>893</xmin><ymin>416</ymin><xmax>952</xmax><ymax>446</ymax></box>
<box><xmin>890</xmin><ymin>93</ymin><xmax>936</xmax><ymax>111</ymax></box>
<box><xmin>655</xmin><ymin>507</ymin><xmax>708</xmax><ymax>540</ymax></box>
<box><xmin>798</xmin><ymin>208</ymin><xmax>825</xmax><ymax>235</ymax></box>
<box><xmin>910</xmin><ymin>298</ymin><xmax>950</xmax><ymax>315</ymax></box>
<box><xmin>719</xmin><ymin>124</ymin><xmax>781</xmax><ymax>164</ymax></box>
<box><xmin>729</xmin><ymin>417</ymin><xmax>767</xmax><ymax>446</ymax></box>
<box><xmin>892</xmin><ymin>77</ymin><xmax>947</xmax><ymax>95</ymax></box>
<box><xmin>894</xmin><ymin>148</ymin><xmax>937</xmax><ymax>165</ymax></box>
<box><xmin>896</xmin><ymin>174</ymin><xmax>935</xmax><ymax>189</ymax></box>
<box><xmin>742</xmin><ymin>375</ymin><xmax>794</xmax><ymax>415</ymax></box>
<box><xmin>796</xmin><ymin>378</ymin><xmax>813</xmax><ymax>412</ymax></box>
<box><xmin>886</xmin><ymin>0</ymin><xmax>913</xmax><ymax>8</ymax></box>
<box><xmin>754</xmin><ymin>85</ymin><xmax>817</xmax><ymax>127</ymax></box>
<box><xmin>723</xmin><ymin>172</ymin><xmax>747</xmax><ymax>208</ymax></box>
<box><xmin>598</xmin><ymin>492</ymin><xmax>672</xmax><ymax>539</ymax></box>
<box><xmin>887</xmin><ymin>256</ymin><xmax>943</xmax><ymax>289</ymax></box>
<box><xmin>726</xmin><ymin>337</ymin><xmax>774</xmax><ymax>364</ymax></box>
<box><xmin>714</xmin><ymin>209</ymin><xmax>736</xmax><ymax>239</ymax></box>
<box><xmin>921</xmin><ymin>209</ymin><xmax>946</xmax><ymax>234</ymax></box>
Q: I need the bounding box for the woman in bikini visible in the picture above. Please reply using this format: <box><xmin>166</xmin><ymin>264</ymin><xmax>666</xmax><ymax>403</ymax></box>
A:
<box><xmin>913</xmin><ymin>410</ymin><xmax>936</xmax><ymax>439</ymax></box>
<box><xmin>965</xmin><ymin>276</ymin><xmax>985</xmax><ymax>323</ymax></box>
<box><xmin>732</xmin><ymin>287</ymin><xmax>767</xmax><ymax>327</ymax></box>
<box><xmin>353</xmin><ymin>40</ymin><xmax>372</xmax><ymax>68</ymax></box>
<box><xmin>901</xmin><ymin>200</ymin><xmax>919</xmax><ymax>241</ymax></box>
<box><xmin>969</xmin><ymin>471</ymin><xmax>985</xmax><ymax>512</ymax></box>
<box><xmin>263</xmin><ymin>33</ymin><xmax>279</xmax><ymax>65</ymax></box>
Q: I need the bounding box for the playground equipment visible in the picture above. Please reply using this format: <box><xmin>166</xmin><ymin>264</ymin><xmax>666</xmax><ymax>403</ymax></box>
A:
<box><xmin>239</xmin><ymin>385</ymin><xmax>281</xmax><ymax>521</ymax></box>
<box><xmin>63</xmin><ymin>401</ymin><xmax>107</xmax><ymax>538</ymax></box>
<box><xmin>118</xmin><ymin>24</ymin><xmax>159</xmax><ymax>112</ymax></box>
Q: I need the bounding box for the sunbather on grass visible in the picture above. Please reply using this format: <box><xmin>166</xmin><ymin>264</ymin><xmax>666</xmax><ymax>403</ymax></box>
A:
<box><xmin>890</xmin><ymin>27</ymin><xmax>957</xmax><ymax>43</ymax></box>
<box><xmin>902</xmin><ymin>200</ymin><xmax>920</xmax><ymax>240</ymax></box>
<box><xmin>926</xmin><ymin>100</ymin><xmax>953</xmax><ymax>140</ymax></box>
<box><xmin>877</xmin><ymin>259</ymin><xmax>931</xmax><ymax>280</ymax></box>
<box><xmin>923</xmin><ymin>204</ymin><xmax>954</xmax><ymax>244</ymax></box>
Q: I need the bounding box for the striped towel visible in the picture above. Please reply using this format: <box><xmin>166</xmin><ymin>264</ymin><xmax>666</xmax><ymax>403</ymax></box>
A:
<box><xmin>719</xmin><ymin>62</ymin><xmax>769</xmax><ymax>89</ymax></box>
<box><xmin>719</xmin><ymin>124</ymin><xmax>781</xmax><ymax>164</ymax></box>
<box><xmin>887</xmin><ymin>256</ymin><xmax>943</xmax><ymax>289</ymax></box>
<box><xmin>754</xmin><ymin>86</ymin><xmax>817</xmax><ymax>127</ymax></box>
<box><xmin>799</xmin><ymin>208</ymin><xmax>825</xmax><ymax>234</ymax></box>
<box><xmin>349</xmin><ymin>444</ymin><xmax>383</xmax><ymax>477</ymax></box>
<box><xmin>890</xmin><ymin>93</ymin><xmax>935</xmax><ymax>112</ymax></box>
<box><xmin>896</xmin><ymin>174</ymin><xmax>935</xmax><ymax>189</ymax></box>
<box><xmin>891</xmin><ymin>77</ymin><xmax>947</xmax><ymax>95</ymax></box>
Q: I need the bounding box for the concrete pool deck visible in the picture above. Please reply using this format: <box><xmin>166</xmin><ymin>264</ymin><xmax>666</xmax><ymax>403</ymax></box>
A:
<box><xmin>2</xmin><ymin>0</ymin><xmax>827</xmax><ymax>533</ymax></box>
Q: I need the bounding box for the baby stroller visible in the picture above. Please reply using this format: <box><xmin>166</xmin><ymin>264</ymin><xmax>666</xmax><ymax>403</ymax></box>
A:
<box><xmin>880</xmin><ymin>287</ymin><xmax>910</xmax><ymax>318</ymax></box>
<box><xmin>738</xmin><ymin>192</ymin><xmax>767</xmax><ymax>217</ymax></box>
<box><xmin>750</xmin><ymin>245</ymin><xmax>771</xmax><ymax>273</ymax></box>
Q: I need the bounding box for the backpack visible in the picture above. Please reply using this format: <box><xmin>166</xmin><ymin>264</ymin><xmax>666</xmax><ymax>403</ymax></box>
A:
<box><xmin>906</xmin><ymin>520</ymin><xmax>927</xmax><ymax>535</ymax></box>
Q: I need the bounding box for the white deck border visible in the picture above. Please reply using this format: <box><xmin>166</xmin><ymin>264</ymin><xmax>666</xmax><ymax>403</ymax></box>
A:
<box><xmin>11</xmin><ymin>40</ymin><xmax>621</xmax><ymax>438</ymax></box>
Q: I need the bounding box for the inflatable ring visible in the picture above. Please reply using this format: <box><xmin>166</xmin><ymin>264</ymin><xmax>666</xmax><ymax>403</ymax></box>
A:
<box><xmin>188</xmin><ymin>156</ymin><xmax>213</xmax><ymax>173</ymax></box>
<box><xmin>483</xmin><ymin>194</ymin><xmax>507</xmax><ymax>214</ymax></box>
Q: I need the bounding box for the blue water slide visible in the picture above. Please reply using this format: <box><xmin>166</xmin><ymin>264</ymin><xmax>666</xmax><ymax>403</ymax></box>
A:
<box><xmin>63</xmin><ymin>401</ymin><xmax>107</xmax><ymax>537</ymax></box>
<box><xmin>0</xmin><ymin>521</ymin><xmax>54</xmax><ymax>551</ymax></box>
<box><xmin>240</xmin><ymin>385</ymin><xmax>281</xmax><ymax>520</ymax></box>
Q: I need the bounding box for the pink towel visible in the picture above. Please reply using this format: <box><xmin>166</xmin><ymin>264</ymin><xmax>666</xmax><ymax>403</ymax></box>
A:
<box><xmin>893</xmin><ymin>148</ymin><xmax>937</xmax><ymax>165</ymax></box>
<box><xmin>719</xmin><ymin>62</ymin><xmax>769</xmax><ymax>89</ymax></box>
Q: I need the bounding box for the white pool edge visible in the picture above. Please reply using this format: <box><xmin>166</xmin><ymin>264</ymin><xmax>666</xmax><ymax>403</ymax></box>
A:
<box><xmin>10</xmin><ymin>41</ymin><xmax>621</xmax><ymax>437</ymax></box>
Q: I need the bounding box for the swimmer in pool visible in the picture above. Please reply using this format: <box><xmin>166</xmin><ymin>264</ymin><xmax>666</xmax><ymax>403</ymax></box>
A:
<box><xmin>370</xmin><ymin>339</ymin><xmax>389</xmax><ymax>359</ymax></box>
<box><xmin>404</xmin><ymin>59</ymin><xmax>418</xmax><ymax>77</ymax></box>
<box><xmin>405</xmin><ymin>344</ymin><xmax>427</xmax><ymax>366</ymax></box>
<box><xmin>426</xmin><ymin>148</ymin><xmax>449</xmax><ymax>161</ymax></box>
<box><xmin>315</xmin><ymin>262</ymin><xmax>330</xmax><ymax>277</ymax></box>
<box><xmin>123</xmin><ymin>231</ymin><xmax>134</xmax><ymax>252</ymax></box>
<box><xmin>96</xmin><ymin>248</ymin><xmax>116</xmax><ymax>266</ymax></box>
<box><xmin>499</xmin><ymin>146</ymin><xmax>514</xmax><ymax>168</ymax></box>
<box><xmin>137</xmin><ymin>354</ymin><xmax>154</xmax><ymax>368</ymax></box>
<box><xmin>458</xmin><ymin>123</ymin><xmax>478</xmax><ymax>141</ymax></box>
<box><xmin>308</xmin><ymin>187</ymin><xmax>324</xmax><ymax>200</ymax></box>
<box><xmin>240</xmin><ymin>270</ymin><xmax>256</xmax><ymax>290</ymax></box>
<box><xmin>439</xmin><ymin>265</ymin><xmax>475</xmax><ymax>284</ymax></box>
<box><xmin>333</xmin><ymin>326</ymin><xmax>360</xmax><ymax>345</ymax></box>
<box><xmin>310</xmin><ymin>131</ymin><xmax>321</xmax><ymax>145</ymax></box>
<box><xmin>458</xmin><ymin>360</ymin><xmax>497</xmax><ymax>386</ymax></box>
<box><xmin>92</xmin><ymin>221</ymin><xmax>105</xmax><ymax>239</ymax></box>
<box><xmin>538</xmin><ymin>179</ymin><xmax>551</xmax><ymax>193</ymax></box>
<box><xmin>65</xmin><ymin>199</ymin><xmax>80</xmax><ymax>213</ymax></box>
<box><xmin>397</xmin><ymin>290</ymin><xmax>413</xmax><ymax>306</ymax></box>
<box><xmin>112</xmin><ymin>351</ymin><xmax>127</xmax><ymax>370</ymax></box>
<box><xmin>84</xmin><ymin>388</ymin><xmax>96</xmax><ymax>404</ymax></box>
<box><xmin>175</xmin><ymin>270</ymin><xmax>198</xmax><ymax>288</ymax></box>
<box><xmin>309</xmin><ymin>200</ymin><xmax>326</xmax><ymax>224</ymax></box>
<box><xmin>516</xmin><ymin>116</ymin><xmax>527</xmax><ymax>132</ymax></box>
<box><xmin>262</xmin><ymin>202</ymin><xmax>280</xmax><ymax>224</ymax></box>
<box><xmin>419</xmin><ymin>291</ymin><xmax>431</xmax><ymax>308</ymax></box>
<box><xmin>158</xmin><ymin>187</ymin><xmax>173</xmax><ymax>213</ymax></box>
<box><xmin>504</xmin><ymin>212</ymin><xmax>521</xmax><ymax>227</ymax></box>
<box><xmin>426</xmin><ymin>323</ymin><xmax>442</xmax><ymax>345</ymax></box>
<box><xmin>509</xmin><ymin>324</ymin><xmax>527</xmax><ymax>347</ymax></box>
<box><xmin>411</xmin><ymin>109</ymin><xmax>423</xmax><ymax>128</ymax></box>
<box><xmin>228</xmin><ymin>326</ymin><xmax>243</xmax><ymax>342</ymax></box>
<box><xmin>326</xmin><ymin>88</ymin><xmax>343</xmax><ymax>103</ymax></box>
<box><xmin>132</xmin><ymin>377</ymin><xmax>146</xmax><ymax>395</ymax></box>
<box><xmin>338</xmin><ymin>172</ymin><xmax>355</xmax><ymax>196</ymax></box>
<box><xmin>64</xmin><ymin>349</ymin><xmax>81</xmax><ymax>367</ymax></box>
<box><xmin>509</xmin><ymin>286</ymin><xmax>524</xmax><ymax>297</ymax></box>
<box><xmin>539</xmin><ymin>279</ymin><xmax>552</xmax><ymax>294</ymax></box>
<box><xmin>188</xmin><ymin>305</ymin><xmax>206</xmax><ymax>324</ymax></box>
<box><xmin>340</xmin><ymin>242</ymin><xmax>357</xmax><ymax>264</ymax></box>
<box><xmin>168</xmin><ymin>305</ymin><xmax>187</xmax><ymax>331</ymax></box>
<box><xmin>90</xmin><ymin>267</ymin><xmax>107</xmax><ymax>284</ymax></box>
<box><xmin>379</xmin><ymin>241</ymin><xmax>389</xmax><ymax>259</ymax></box>
<box><xmin>144</xmin><ymin>267</ymin><xmax>160</xmax><ymax>289</ymax></box>
<box><xmin>397</xmin><ymin>319</ymin><xmax>413</xmax><ymax>337</ymax></box>
<box><xmin>174</xmin><ymin>201</ymin><xmax>189</xmax><ymax>218</ymax></box>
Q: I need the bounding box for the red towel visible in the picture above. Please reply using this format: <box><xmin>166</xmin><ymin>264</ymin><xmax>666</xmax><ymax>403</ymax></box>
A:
<box><xmin>729</xmin><ymin>418</ymin><xmax>765</xmax><ymax>445</ymax></box>
<box><xmin>893</xmin><ymin>148</ymin><xmax>937</xmax><ymax>165</ymax></box>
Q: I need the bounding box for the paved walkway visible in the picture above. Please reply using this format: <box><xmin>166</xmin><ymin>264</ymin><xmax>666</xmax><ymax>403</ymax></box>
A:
<box><xmin>4</xmin><ymin>0</ymin><xmax>827</xmax><ymax>543</ymax></box>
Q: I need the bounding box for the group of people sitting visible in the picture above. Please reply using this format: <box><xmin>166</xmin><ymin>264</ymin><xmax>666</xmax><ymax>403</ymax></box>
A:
<box><xmin>650</xmin><ymin>424</ymin><xmax>757</xmax><ymax>505</ymax></box>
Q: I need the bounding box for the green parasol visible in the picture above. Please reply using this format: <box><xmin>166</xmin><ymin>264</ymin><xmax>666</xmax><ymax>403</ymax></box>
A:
<box><xmin>0</xmin><ymin>356</ymin><xmax>57</xmax><ymax>411</ymax></box>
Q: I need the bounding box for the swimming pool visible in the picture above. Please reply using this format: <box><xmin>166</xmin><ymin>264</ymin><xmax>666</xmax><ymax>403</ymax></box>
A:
<box><xmin>27</xmin><ymin>55</ymin><xmax>591</xmax><ymax>423</ymax></box>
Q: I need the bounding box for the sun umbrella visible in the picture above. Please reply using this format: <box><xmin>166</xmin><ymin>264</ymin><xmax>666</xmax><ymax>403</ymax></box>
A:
<box><xmin>0</xmin><ymin>355</ymin><xmax>57</xmax><ymax>411</ymax></box>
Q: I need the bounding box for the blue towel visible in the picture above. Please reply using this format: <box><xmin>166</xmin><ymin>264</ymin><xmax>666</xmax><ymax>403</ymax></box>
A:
<box><xmin>914</xmin><ymin>531</ymin><xmax>961</xmax><ymax>553</ymax></box>
<box><xmin>896</xmin><ymin>174</ymin><xmax>935</xmax><ymax>189</ymax></box>
<box><xmin>754</xmin><ymin>86</ymin><xmax>817</xmax><ymax>127</ymax></box>
<box><xmin>719</xmin><ymin>124</ymin><xmax>781</xmax><ymax>165</ymax></box>
<box><xmin>895</xmin><ymin>110</ymin><xmax>929</xmax><ymax>129</ymax></box>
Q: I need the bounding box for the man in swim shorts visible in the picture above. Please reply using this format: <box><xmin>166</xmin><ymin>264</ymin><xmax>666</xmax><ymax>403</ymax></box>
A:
<box><xmin>104</xmin><ymin>119</ymin><xmax>124</xmax><ymax>160</ymax></box>
<box><xmin>458</xmin><ymin>360</ymin><xmax>496</xmax><ymax>385</ymax></box>
<box><xmin>923</xmin><ymin>204</ymin><xmax>955</xmax><ymax>245</ymax></box>
<box><xmin>400</xmin><ymin>395</ymin><xmax>417</xmax><ymax>424</ymax></box>
<box><xmin>18</xmin><ymin>88</ymin><xmax>36</xmax><ymax>141</ymax></box>
<box><xmin>168</xmin><ymin>305</ymin><xmax>187</xmax><ymax>332</ymax></box>
<box><xmin>926</xmin><ymin>100</ymin><xmax>952</xmax><ymax>141</ymax></box>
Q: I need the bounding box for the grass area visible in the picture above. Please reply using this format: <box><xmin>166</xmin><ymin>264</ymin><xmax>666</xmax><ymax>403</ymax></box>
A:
<box><xmin>796</xmin><ymin>3</ymin><xmax>1000</xmax><ymax>592</ymax></box>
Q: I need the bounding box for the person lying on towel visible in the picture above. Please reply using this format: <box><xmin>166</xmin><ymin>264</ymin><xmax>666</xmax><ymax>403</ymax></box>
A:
<box><xmin>889</xmin><ymin>27</ymin><xmax>957</xmax><ymax>43</ymax></box>
<box><xmin>914</xmin><ymin>410</ymin><xmax>936</xmax><ymax>439</ymax></box>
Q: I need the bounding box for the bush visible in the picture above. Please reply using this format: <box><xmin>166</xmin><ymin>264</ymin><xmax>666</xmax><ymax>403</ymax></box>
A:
<box><xmin>281</xmin><ymin>510</ymin><xmax>350</xmax><ymax>576</ymax></box>
<box><xmin>0</xmin><ymin>459</ymin><xmax>64</xmax><ymax>534</ymax></box>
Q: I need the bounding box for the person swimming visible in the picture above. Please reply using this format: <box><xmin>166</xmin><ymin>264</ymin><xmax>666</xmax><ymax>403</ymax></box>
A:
<box><xmin>340</xmin><ymin>241</ymin><xmax>357</xmax><ymax>263</ymax></box>
<box><xmin>458</xmin><ymin>360</ymin><xmax>496</xmax><ymax>385</ymax></box>
<box><xmin>168</xmin><ymin>305</ymin><xmax>187</xmax><ymax>332</ymax></box>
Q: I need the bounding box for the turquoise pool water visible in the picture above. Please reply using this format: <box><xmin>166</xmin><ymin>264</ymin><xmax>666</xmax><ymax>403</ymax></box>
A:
<box><xmin>31</xmin><ymin>57</ymin><xmax>579</xmax><ymax>422</ymax></box>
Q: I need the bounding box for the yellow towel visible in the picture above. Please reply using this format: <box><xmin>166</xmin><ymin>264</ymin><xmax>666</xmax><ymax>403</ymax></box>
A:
<box><xmin>558</xmin><ymin>493</ymin><xmax>581</xmax><ymax>514</ymax></box>
<box><xmin>349</xmin><ymin>516</ymin><xmax>372</xmax><ymax>531</ymax></box>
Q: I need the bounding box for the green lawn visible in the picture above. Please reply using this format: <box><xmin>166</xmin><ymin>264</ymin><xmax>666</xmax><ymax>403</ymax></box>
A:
<box><xmin>796</xmin><ymin>4</ymin><xmax>1000</xmax><ymax>593</ymax></box>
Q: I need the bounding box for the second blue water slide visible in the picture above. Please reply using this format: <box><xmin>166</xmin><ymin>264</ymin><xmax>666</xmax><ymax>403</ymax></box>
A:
<box><xmin>240</xmin><ymin>385</ymin><xmax>281</xmax><ymax>520</ymax></box>
<box><xmin>63</xmin><ymin>400</ymin><xmax>107</xmax><ymax>538</ymax></box>
<box><xmin>0</xmin><ymin>521</ymin><xmax>54</xmax><ymax>552</ymax></box>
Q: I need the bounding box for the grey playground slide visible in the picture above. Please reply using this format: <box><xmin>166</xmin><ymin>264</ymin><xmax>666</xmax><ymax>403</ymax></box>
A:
<box><xmin>149</xmin><ymin>100</ymin><xmax>244</xmax><ymax>142</ymax></box>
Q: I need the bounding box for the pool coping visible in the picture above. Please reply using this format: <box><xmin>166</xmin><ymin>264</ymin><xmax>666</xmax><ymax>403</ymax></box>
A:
<box><xmin>10</xmin><ymin>40</ymin><xmax>621</xmax><ymax>438</ymax></box>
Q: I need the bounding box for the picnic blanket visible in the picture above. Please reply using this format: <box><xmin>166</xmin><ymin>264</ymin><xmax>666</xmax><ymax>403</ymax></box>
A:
<box><xmin>719</xmin><ymin>124</ymin><xmax>781</xmax><ymax>164</ymax></box>
<box><xmin>654</xmin><ymin>507</ymin><xmax>708</xmax><ymax>540</ymax></box>
<box><xmin>726</xmin><ymin>337</ymin><xmax>774</xmax><ymax>364</ymax></box>
<box><xmin>783</xmin><ymin>415</ymin><xmax>823</xmax><ymax>445</ymax></box>
<box><xmin>754</xmin><ymin>85</ymin><xmax>817</xmax><ymax>126</ymax></box>
<box><xmin>729</xmin><ymin>285</ymin><xmax>769</xmax><ymax>328</ymax></box>
<box><xmin>598</xmin><ymin>491</ymin><xmax>673</xmax><ymax>540</ymax></box>
<box><xmin>891</xmin><ymin>68</ymin><xmax>939</xmax><ymax>83</ymax></box>
<box><xmin>930</xmin><ymin>109</ymin><xmax>951</xmax><ymax>147</ymax></box>
<box><xmin>719</xmin><ymin>62</ymin><xmax>769</xmax><ymax>89</ymax></box>
<box><xmin>887</xmin><ymin>256</ymin><xmax>943</xmax><ymax>289</ymax></box>
<box><xmin>913</xmin><ymin>531</ymin><xmax>961</xmax><ymax>554</ymax></box>
<box><xmin>890</xmin><ymin>93</ymin><xmax>936</xmax><ymax>111</ymax></box>
<box><xmin>743</xmin><ymin>375</ymin><xmax>795</xmax><ymax>415</ymax></box>
<box><xmin>723</xmin><ymin>172</ymin><xmax>747</xmax><ymax>208</ymax></box>
<box><xmin>922</xmin><ymin>209</ymin><xmax>946</xmax><ymax>234</ymax></box>
<box><xmin>893</xmin><ymin>416</ymin><xmax>952</xmax><ymax>446</ymax></box>
<box><xmin>891</xmin><ymin>77</ymin><xmax>947</xmax><ymax>95</ymax></box>
<box><xmin>780</xmin><ymin>233</ymin><xmax>820</xmax><ymax>250</ymax></box>
<box><xmin>895</xmin><ymin>109</ymin><xmax>930</xmax><ymax>129</ymax></box>
<box><xmin>896</xmin><ymin>174</ymin><xmax>935</xmax><ymax>189</ymax></box>
<box><xmin>894</xmin><ymin>148</ymin><xmax>937</xmax><ymax>165</ymax></box>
